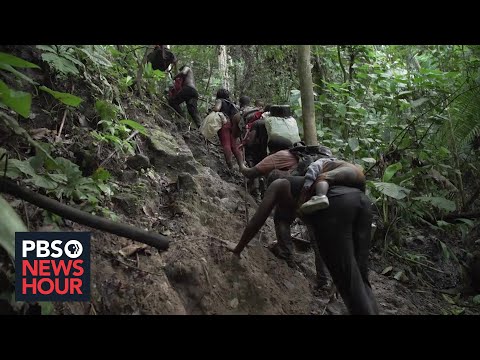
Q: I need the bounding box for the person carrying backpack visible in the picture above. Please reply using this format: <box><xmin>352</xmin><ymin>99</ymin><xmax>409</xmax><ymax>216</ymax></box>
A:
<box><xmin>213</xmin><ymin>88</ymin><xmax>243</xmax><ymax>170</ymax></box>
<box><xmin>168</xmin><ymin>65</ymin><xmax>202</xmax><ymax>128</ymax></box>
<box><xmin>291</xmin><ymin>145</ymin><xmax>366</xmax><ymax>214</ymax></box>
<box><xmin>148</xmin><ymin>45</ymin><xmax>177</xmax><ymax>73</ymax></box>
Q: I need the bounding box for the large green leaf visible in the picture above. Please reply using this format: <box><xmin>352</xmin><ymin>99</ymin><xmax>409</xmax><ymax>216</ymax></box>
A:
<box><xmin>8</xmin><ymin>159</ymin><xmax>36</xmax><ymax>177</ymax></box>
<box><xmin>0</xmin><ymin>80</ymin><xmax>31</xmax><ymax>118</ymax></box>
<box><xmin>39</xmin><ymin>86</ymin><xmax>83</xmax><ymax>107</ymax></box>
<box><xmin>413</xmin><ymin>196</ymin><xmax>456</xmax><ymax>212</ymax></box>
<box><xmin>0</xmin><ymin>195</ymin><xmax>28</xmax><ymax>259</ymax></box>
<box><xmin>0</xmin><ymin>63</ymin><xmax>38</xmax><ymax>85</ymax></box>
<box><xmin>119</xmin><ymin>119</ymin><xmax>147</xmax><ymax>135</ymax></box>
<box><xmin>348</xmin><ymin>138</ymin><xmax>360</xmax><ymax>152</ymax></box>
<box><xmin>373</xmin><ymin>182</ymin><xmax>411</xmax><ymax>200</ymax></box>
<box><xmin>25</xmin><ymin>174</ymin><xmax>58</xmax><ymax>190</ymax></box>
<box><xmin>78</xmin><ymin>47</ymin><xmax>112</xmax><ymax>67</ymax></box>
<box><xmin>0</xmin><ymin>52</ymin><xmax>40</xmax><ymax>69</ymax></box>
<box><xmin>383</xmin><ymin>162</ymin><xmax>402</xmax><ymax>182</ymax></box>
<box><xmin>40</xmin><ymin>53</ymin><xmax>79</xmax><ymax>76</ymax></box>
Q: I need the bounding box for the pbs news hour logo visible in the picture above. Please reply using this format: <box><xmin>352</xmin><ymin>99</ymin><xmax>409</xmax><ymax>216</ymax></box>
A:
<box><xmin>15</xmin><ymin>232</ymin><xmax>90</xmax><ymax>302</ymax></box>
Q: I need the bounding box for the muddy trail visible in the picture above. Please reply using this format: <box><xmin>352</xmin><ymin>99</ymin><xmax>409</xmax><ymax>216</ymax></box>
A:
<box><xmin>1</xmin><ymin>45</ymin><xmax>478</xmax><ymax>315</ymax></box>
<box><xmin>46</xmin><ymin>110</ymin><xmax>462</xmax><ymax>315</ymax></box>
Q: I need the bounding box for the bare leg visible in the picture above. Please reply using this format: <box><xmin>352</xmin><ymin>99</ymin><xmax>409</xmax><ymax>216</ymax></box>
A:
<box><xmin>315</xmin><ymin>180</ymin><xmax>329</xmax><ymax>197</ymax></box>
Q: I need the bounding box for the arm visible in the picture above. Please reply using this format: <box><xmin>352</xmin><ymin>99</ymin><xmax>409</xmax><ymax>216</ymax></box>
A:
<box><xmin>212</xmin><ymin>99</ymin><xmax>223</xmax><ymax>112</ymax></box>
<box><xmin>231</xmin><ymin>178</ymin><xmax>283</xmax><ymax>255</ymax></box>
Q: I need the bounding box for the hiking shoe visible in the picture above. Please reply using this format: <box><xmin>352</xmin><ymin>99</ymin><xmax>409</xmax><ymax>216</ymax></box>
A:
<box><xmin>300</xmin><ymin>195</ymin><xmax>329</xmax><ymax>214</ymax></box>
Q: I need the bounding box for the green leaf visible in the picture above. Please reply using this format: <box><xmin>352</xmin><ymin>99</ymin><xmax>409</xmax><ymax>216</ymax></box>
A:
<box><xmin>439</xmin><ymin>241</ymin><xmax>450</xmax><ymax>261</ymax></box>
<box><xmin>381</xmin><ymin>266</ymin><xmax>393</xmax><ymax>275</ymax></box>
<box><xmin>373</xmin><ymin>182</ymin><xmax>411</xmax><ymax>200</ymax></box>
<box><xmin>39</xmin><ymin>86</ymin><xmax>83</xmax><ymax>107</ymax></box>
<box><xmin>92</xmin><ymin>167</ymin><xmax>111</xmax><ymax>182</ymax></box>
<box><xmin>456</xmin><ymin>218</ymin><xmax>474</xmax><ymax>227</ymax></box>
<box><xmin>0</xmin><ymin>63</ymin><xmax>38</xmax><ymax>85</ymax></box>
<box><xmin>348</xmin><ymin>138</ymin><xmax>360</xmax><ymax>152</ymax></box>
<box><xmin>40</xmin><ymin>302</ymin><xmax>54</xmax><ymax>315</ymax></box>
<box><xmin>36</xmin><ymin>45</ymin><xmax>56</xmax><ymax>53</ymax></box>
<box><xmin>337</xmin><ymin>103</ymin><xmax>347</xmax><ymax>118</ymax></box>
<box><xmin>410</xmin><ymin>97</ymin><xmax>429</xmax><ymax>108</ymax></box>
<box><xmin>442</xmin><ymin>294</ymin><xmax>455</xmax><ymax>305</ymax></box>
<box><xmin>436</xmin><ymin>220</ymin><xmax>451</xmax><ymax>228</ymax></box>
<box><xmin>473</xmin><ymin>295</ymin><xmax>480</xmax><ymax>305</ymax></box>
<box><xmin>119</xmin><ymin>119</ymin><xmax>147</xmax><ymax>135</ymax></box>
<box><xmin>383</xmin><ymin>162</ymin><xmax>402</xmax><ymax>182</ymax></box>
<box><xmin>25</xmin><ymin>174</ymin><xmax>58</xmax><ymax>190</ymax></box>
<box><xmin>47</xmin><ymin>173</ymin><xmax>68</xmax><ymax>184</ymax></box>
<box><xmin>40</xmin><ymin>53</ymin><xmax>79</xmax><ymax>76</ymax></box>
<box><xmin>8</xmin><ymin>159</ymin><xmax>36</xmax><ymax>177</ymax></box>
<box><xmin>0</xmin><ymin>52</ymin><xmax>40</xmax><ymax>69</ymax></box>
<box><xmin>77</xmin><ymin>47</ymin><xmax>112</xmax><ymax>67</ymax></box>
<box><xmin>0</xmin><ymin>80</ymin><xmax>31</xmax><ymax>118</ymax></box>
<box><xmin>361</xmin><ymin>157</ymin><xmax>376</xmax><ymax>164</ymax></box>
<box><xmin>413</xmin><ymin>196</ymin><xmax>456</xmax><ymax>212</ymax></box>
<box><xmin>450</xmin><ymin>306</ymin><xmax>465</xmax><ymax>315</ymax></box>
<box><xmin>0</xmin><ymin>195</ymin><xmax>28</xmax><ymax>259</ymax></box>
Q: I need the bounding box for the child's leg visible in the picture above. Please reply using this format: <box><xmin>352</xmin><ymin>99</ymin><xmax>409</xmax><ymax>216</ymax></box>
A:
<box><xmin>314</xmin><ymin>180</ymin><xmax>329</xmax><ymax>197</ymax></box>
<box><xmin>300</xmin><ymin>177</ymin><xmax>331</xmax><ymax>214</ymax></box>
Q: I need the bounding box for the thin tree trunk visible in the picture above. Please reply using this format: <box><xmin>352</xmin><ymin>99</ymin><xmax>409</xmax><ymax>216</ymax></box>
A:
<box><xmin>297</xmin><ymin>45</ymin><xmax>318</xmax><ymax>146</ymax></box>
<box><xmin>218</xmin><ymin>45</ymin><xmax>229</xmax><ymax>90</ymax></box>
<box><xmin>337</xmin><ymin>45</ymin><xmax>347</xmax><ymax>83</ymax></box>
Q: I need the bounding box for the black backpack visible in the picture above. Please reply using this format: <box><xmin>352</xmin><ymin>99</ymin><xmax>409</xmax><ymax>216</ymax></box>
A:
<box><xmin>289</xmin><ymin>144</ymin><xmax>334</xmax><ymax>176</ymax></box>
<box><xmin>148</xmin><ymin>48</ymin><xmax>175</xmax><ymax>72</ymax></box>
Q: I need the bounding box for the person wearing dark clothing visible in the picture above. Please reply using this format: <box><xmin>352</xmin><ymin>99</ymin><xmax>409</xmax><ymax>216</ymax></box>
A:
<box><xmin>242</xmin><ymin>119</ymin><xmax>269</xmax><ymax>199</ymax></box>
<box><xmin>168</xmin><ymin>65</ymin><xmax>202</xmax><ymax>127</ymax></box>
<box><xmin>213</xmin><ymin>88</ymin><xmax>243</xmax><ymax>170</ymax></box>
<box><xmin>228</xmin><ymin>175</ymin><xmax>379</xmax><ymax>315</ymax></box>
<box><xmin>148</xmin><ymin>45</ymin><xmax>177</xmax><ymax>72</ymax></box>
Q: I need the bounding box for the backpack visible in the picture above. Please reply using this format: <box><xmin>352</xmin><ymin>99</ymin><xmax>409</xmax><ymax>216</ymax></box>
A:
<box><xmin>168</xmin><ymin>76</ymin><xmax>184</xmax><ymax>99</ymax></box>
<box><xmin>265</xmin><ymin>116</ymin><xmax>301</xmax><ymax>145</ymax></box>
<box><xmin>148</xmin><ymin>48</ymin><xmax>175</xmax><ymax>72</ymax></box>
<box><xmin>289</xmin><ymin>145</ymin><xmax>334</xmax><ymax>176</ymax></box>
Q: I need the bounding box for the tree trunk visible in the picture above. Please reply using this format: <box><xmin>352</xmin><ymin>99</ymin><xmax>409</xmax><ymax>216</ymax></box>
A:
<box><xmin>297</xmin><ymin>45</ymin><xmax>318</xmax><ymax>146</ymax></box>
<box><xmin>218</xmin><ymin>45</ymin><xmax>230</xmax><ymax>90</ymax></box>
<box><xmin>337</xmin><ymin>46</ymin><xmax>347</xmax><ymax>83</ymax></box>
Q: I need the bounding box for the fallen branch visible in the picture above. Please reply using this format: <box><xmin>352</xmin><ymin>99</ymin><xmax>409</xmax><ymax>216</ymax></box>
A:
<box><xmin>0</xmin><ymin>178</ymin><xmax>170</xmax><ymax>251</ymax></box>
<box><xmin>55</xmin><ymin>108</ymin><xmax>68</xmax><ymax>143</ymax></box>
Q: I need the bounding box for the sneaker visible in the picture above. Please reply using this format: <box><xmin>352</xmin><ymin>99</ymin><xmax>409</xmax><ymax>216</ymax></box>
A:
<box><xmin>300</xmin><ymin>195</ymin><xmax>330</xmax><ymax>214</ymax></box>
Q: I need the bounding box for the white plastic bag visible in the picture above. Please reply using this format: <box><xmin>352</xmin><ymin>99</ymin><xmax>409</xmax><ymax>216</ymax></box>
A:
<box><xmin>265</xmin><ymin>116</ymin><xmax>301</xmax><ymax>144</ymax></box>
<box><xmin>200</xmin><ymin>111</ymin><xmax>225</xmax><ymax>140</ymax></box>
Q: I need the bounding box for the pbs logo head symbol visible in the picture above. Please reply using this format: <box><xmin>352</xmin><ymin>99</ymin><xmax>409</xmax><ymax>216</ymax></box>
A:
<box><xmin>64</xmin><ymin>240</ymin><xmax>83</xmax><ymax>259</ymax></box>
